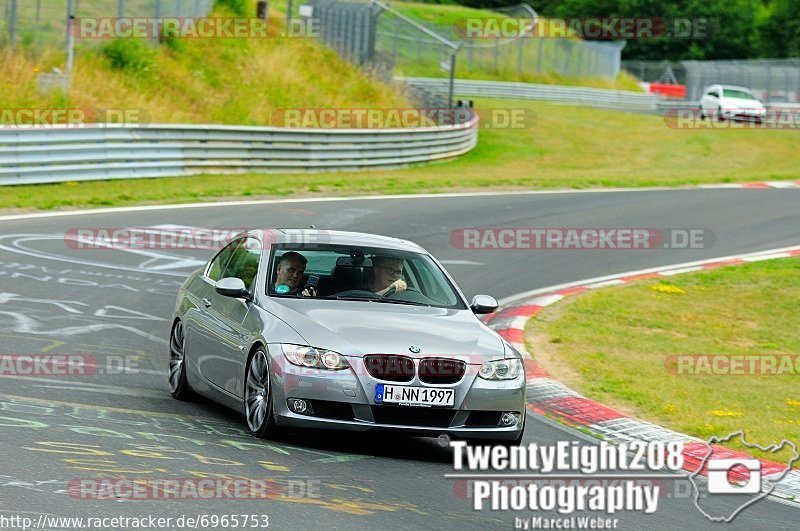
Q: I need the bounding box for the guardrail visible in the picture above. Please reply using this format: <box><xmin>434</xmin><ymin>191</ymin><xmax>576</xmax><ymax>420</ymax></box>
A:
<box><xmin>0</xmin><ymin>119</ymin><xmax>478</xmax><ymax>186</ymax></box>
<box><xmin>400</xmin><ymin>77</ymin><xmax>660</xmax><ymax>112</ymax></box>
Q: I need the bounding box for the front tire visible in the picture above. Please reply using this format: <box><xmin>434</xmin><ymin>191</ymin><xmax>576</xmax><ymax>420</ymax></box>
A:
<box><xmin>169</xmin><ymin>320</ymin><xmax>194</xmax><ymax>400</ymax></box>
<box><xmin>245</xmin><ymin>348</ymin><xmax>280</xmax><ymax>438</ymax></box>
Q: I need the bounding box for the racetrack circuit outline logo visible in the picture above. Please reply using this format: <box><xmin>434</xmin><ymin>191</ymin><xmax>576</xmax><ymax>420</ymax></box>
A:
<box><xmin>688</xmin><ymin>430</ymin><xmax>800</xmax><ymax>523</ymax></box>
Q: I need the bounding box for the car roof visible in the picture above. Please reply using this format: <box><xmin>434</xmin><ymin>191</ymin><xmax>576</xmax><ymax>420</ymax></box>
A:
<box><xmin>248</xmin><ymin>229</ymin><xmax>427</xmax><ymax>253</ymax></box>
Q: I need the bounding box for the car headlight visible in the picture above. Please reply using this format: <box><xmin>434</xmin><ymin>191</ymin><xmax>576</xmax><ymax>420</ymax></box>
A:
<box><xmin>478</xmin><ymin>358</ymin><xmax>522</xmax><ymax>380</ymax></box>
<box><xmin>281</xmin><ymin>344</ymin><xmax>350</xmax><ymax>370</ymax></box>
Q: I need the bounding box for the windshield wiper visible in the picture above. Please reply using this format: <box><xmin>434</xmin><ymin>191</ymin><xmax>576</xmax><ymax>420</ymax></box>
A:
<box><xmin>332</xmin><ymin>295</ymin><xmax>429</xmax><ymax>307</ymax></box>
<box><xmin>333</xmin><ymin>295</ymin><xmax>382</xmax><ymax>302</ymax></box>
<box><xmin>373</xmin><ymin>299</ymin><xmax>429</xmax><ymax>307</ymax></box>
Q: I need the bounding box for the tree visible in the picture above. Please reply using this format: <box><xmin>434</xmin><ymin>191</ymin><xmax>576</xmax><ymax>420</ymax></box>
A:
<box><xmin>758</xmin><ymin>0</ymin><xmax>800</xmax><ymax>57</ymax></box>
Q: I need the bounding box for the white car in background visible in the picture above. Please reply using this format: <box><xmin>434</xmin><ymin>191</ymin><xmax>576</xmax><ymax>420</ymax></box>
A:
<box><xmin>699</xmin><ymin>84</ymin><xmax>767</xmax><ymax>122</ymax></box>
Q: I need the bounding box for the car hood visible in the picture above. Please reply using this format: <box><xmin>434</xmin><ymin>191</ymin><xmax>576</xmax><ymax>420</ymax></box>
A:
<box><xmin>265</xmin><ymin>299</ymin><xmax>506</xmax><ymax>364</ymax></box>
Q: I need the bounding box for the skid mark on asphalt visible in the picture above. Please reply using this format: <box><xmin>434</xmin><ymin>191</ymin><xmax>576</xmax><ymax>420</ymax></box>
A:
<box><xmin>0</xmin><ymin>394</ymin><xmax>430</xmax><ymax>517</ymax></box>
<box><xmin>0</xmin><ymin>234</ymin><xmax>190</xmax><ymax>277</ymax></box>
<box><xmin>0</xmin><ymin>226</ymin><xmax>225</xmax><ymax>277</ymax></box>
<box><xmin>0</xmin><ymin>311</ymin><xmax>167</xmax><ymax>344</ymax></box>
<box><xmin>0</xmin><ymin>392</ymin><xmax>371</xmax><ymax>462</ymax></box>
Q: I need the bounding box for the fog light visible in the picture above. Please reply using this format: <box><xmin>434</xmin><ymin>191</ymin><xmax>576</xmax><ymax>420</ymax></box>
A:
<box><xmin>500</xmin><ymin>412</ymin><xmax>519</xmax><ymax>426</ymax></box>
<box><xmin>289</xmin><ymin>399</ymin><xmax>309</xmax><ymax>414</ymax></box>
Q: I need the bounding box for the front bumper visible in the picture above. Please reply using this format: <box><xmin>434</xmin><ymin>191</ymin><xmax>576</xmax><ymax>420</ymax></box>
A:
<box><xmin>722</xmin><ymin>108</ymin><xmax>766</xmax><ymax>120</ymax></box>
<box><xmin>267</xmin><ymin>346</ymin><xmax>526</xmax><ymax>440</ymax></box>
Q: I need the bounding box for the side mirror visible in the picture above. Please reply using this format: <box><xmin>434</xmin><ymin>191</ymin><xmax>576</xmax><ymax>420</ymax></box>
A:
<box><xmin>216</xmin><ymin>277</ymin><xmax>250</xmax><ymax>299</ymax></box>
<box><xmin>470</xmin><ymin>294</ymin><xmax>499</xmax><ymax>315</ymax></box>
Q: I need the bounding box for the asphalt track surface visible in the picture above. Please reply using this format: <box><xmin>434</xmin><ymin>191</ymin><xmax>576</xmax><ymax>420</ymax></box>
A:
<box><xmin>0</xmin><ymin>189</ymin><xmax>799</xmax><ymax>530</ymax></box>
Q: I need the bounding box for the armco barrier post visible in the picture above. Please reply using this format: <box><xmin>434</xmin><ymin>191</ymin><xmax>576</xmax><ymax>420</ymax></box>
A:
<box><xmin>66</xmin><ymin>0</ymin><xmax>75</xmax><ymax>78</ymax></box>
<box><xmin>9</xmin><ymin>0</ymin><xmax>18</xmax><ymax>45</ymax></box>
<box><xmin>257</xmin><ymin>1</ymin><xmax>269</xmax><ymax>22</ymax></box>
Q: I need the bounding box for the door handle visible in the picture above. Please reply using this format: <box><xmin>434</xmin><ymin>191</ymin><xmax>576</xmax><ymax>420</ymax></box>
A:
<box><xmin>202</xmin><ymin>298</ymin><xmax>212</xmax><ymax>308</ymax></box>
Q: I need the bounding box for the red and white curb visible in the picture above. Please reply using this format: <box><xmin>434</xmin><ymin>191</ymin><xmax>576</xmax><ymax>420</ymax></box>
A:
<box><xmin>484</xmin><ymin>245</ymin><xmax>800</xmax><ymax>501</ymax></box>
<box><xmin>699</xmin><ymin>180</ymin><xmax>800</xmax><ymax>189</ymax></box>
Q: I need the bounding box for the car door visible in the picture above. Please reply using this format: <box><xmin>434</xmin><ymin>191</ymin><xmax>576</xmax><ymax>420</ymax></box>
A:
<box><xmin>198</xmin><ymin>237</ymin><xmax>262</xmax><ymax>396</ymax></box>
<box><xmin>184</xmin><ymin>238</ymin><xmax>240</xmax><ymax>379</ymax></box>
<box><xmin>702</xmin><ymin>87</ymin><xmax>718</xmax><ymax>114</ymax></box>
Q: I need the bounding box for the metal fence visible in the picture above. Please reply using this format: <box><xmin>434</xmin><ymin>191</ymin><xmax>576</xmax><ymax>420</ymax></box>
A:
<box><xmin>374</xmin><ymin>2</ymin><xmax>624</xmax><ymax>81</ymax></box>
<box><xmin>307</xmin><ymin>0</ymin><xmax>381</xmax><ymax>66</ymax></box>
<box><xmin>623</xmin><ymin>59</ymin><xmax>800</xmax><ymax>103</ymax></box>
<box><xmin>401</xmin><ymin>77</ymin><xmax>659</xmax><ymax>113</ymax></box>
<box><xmin>1</xmin><ymin>0</ymin><xmax>214</xmax><ymax>53</ymax></box>
<box><xmin>303</xmin><ymin>0</ymin><xmax>626</xmax><ymax>108</ymax></box>
<box><xmin>0</xmin><ymin>118</ymin><xmax>479</xmax><ymax>185</ymax></box>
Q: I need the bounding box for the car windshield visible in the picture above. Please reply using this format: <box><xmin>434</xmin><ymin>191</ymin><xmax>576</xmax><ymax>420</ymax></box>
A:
<box><xmin>722</xmin><ymin>88</ymin><xmax>756</xmax><ymax>100</ymax></box>
<box><xmin>267</xmin><ymin>244</ymin><xmax>466</xmax><ymax>309</ymax></box>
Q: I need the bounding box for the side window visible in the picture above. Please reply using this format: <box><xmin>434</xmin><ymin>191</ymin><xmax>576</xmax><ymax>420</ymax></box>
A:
<box><xmin>207</xmin><ymin>239</ymin><xmax>241</xmax><ymax>282</ymax></box>
<box><xmin>411</xmin><ymin>259</ymin><xmax>438</xmax><ymax>299</ymax></box>
<box><xmin>221</xmin><ymin>237</ymin><xmax>262</xmax><ymax>291</ymax></box>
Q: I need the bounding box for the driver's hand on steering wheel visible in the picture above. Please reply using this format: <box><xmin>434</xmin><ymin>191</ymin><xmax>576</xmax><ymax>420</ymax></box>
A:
<box><xmin>391</xmin><ymin>279</ymin><xmax>407</xmax><ymax>293</ymax></box>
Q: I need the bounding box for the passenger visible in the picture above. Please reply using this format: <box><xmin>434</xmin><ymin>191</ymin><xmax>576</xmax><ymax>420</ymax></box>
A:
<box><xmin>273</xmin><ymin>251</ymin><xmax>316</xmax><ymax>297</ymax></box>
<box><xmin>367</xmin><ymin>256</ymin><xmax>407</xmax><ymax>296</ymax></box>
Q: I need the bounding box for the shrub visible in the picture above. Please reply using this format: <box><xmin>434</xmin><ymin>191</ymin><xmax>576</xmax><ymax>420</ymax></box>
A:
<box><xmin>214</xmin><ymin>0</ymin><xmax>249</xmax><ymax>16</ymax></box>
<box><xmin>102</xmin><ymin>38</ymin><xmax>156</xmax><ymax>75</ymax></box>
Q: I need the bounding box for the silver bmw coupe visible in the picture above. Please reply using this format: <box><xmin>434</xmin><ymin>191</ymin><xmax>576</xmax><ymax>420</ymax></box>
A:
<box><xmin>169</xmin><ymin>229</ymin><xmax>526</xmax><ymax>443</ymax></box>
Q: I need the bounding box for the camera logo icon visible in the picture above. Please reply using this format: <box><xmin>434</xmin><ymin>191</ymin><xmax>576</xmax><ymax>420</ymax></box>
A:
<box><xmin>707</xmin><ymin>458</ymin><xmax>762</xmax><ymax>494</ymax></box>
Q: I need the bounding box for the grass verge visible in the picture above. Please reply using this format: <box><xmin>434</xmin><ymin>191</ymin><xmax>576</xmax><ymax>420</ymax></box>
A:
<box><xmin>528</xmin><ymin>258</ymin><xmax>800</xmax><ymax>461</ymax></box>
<box><xmin>2</xmin><ymin>98</ymin><xmax>799</xmax><ymax>211</ymax></box>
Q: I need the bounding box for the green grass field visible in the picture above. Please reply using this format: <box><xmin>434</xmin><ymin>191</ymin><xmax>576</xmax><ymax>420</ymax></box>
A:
<box><xmin>2</xmin><ymin>98</ymin><xmax>798</xmax><ymax>211</ymax></box>
<box><xmin>528</xmin><ymin>258</ymin><xmax>800</xmax><ymax>461</ymax></box>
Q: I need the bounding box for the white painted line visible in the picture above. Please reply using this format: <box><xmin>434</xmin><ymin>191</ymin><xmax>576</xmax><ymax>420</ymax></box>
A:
<box><xmin>585</xmin><ymin>279</ymin><xmax>627</xmax><ymax>289</ymax></box>
<box><xmin>742</xmin><ymin>252</ymin><xmax>791</xmax><ymax>262</ymax></box>
<box><xmin>697</xmin><ymin>184</ymin><xmax>745</xmax><ymax>189</ymax></box>
<box><xmin>658</xmin><ymin>266</ymin><xmax>704</xmax><ymax>276</ymax></box>
<box><xmin>765</xmin><ymin>181</ymin><xmax>800</xmax><ymax>189</ymax></box>
<box><xmin>0</xmin><ymin>184</ymin><xmax>783</xmax><ymax>223</ymax></box>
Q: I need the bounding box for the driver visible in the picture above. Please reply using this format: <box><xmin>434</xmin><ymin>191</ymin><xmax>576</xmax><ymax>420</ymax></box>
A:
<box><xmin>273</xmin><ymin>251</ymin><xmax>316</xmax><ymax>297</ymax></box>
<box><xmin>367</xmin><ymin>256</ymin><xmax>407</xmax><ymax>296</ymax></box>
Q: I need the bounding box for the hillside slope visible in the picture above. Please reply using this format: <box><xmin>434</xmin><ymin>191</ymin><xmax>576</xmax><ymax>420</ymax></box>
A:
<box><xmin>1</xmin><ymin>3</ymin><xmax>409</xmax><ymax>125</ymax></box>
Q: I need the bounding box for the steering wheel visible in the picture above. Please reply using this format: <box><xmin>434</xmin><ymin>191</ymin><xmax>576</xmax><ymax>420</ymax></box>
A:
<box><xmin>380</xmin><ymin>285</ymin><xmax>420</xmax><ymax>298</ymax></box>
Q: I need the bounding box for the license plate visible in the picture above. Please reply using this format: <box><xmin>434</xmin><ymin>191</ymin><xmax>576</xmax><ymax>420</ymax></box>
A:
<box><xmin>375</xmin><ymin>384</ymin><xmax>454</xmax><ymax>407</ymax></box>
